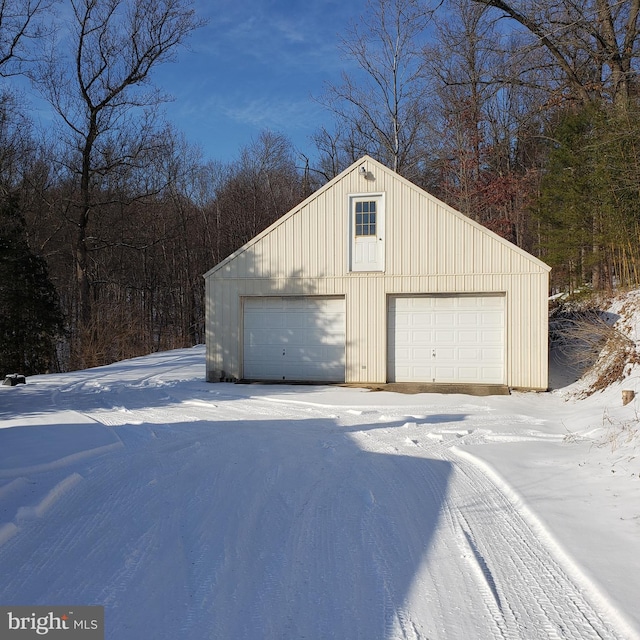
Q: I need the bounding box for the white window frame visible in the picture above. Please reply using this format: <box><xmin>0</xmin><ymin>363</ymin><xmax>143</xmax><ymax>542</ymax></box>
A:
<box><xmin>348</xmin><ymin>192</ymin><xmax>385</xmax><ymax>272</ymax></box>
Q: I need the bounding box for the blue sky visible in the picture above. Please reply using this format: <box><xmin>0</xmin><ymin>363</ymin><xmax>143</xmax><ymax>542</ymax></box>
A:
<box><xmin>152</xmin><ymin>0</ymin><xmax>363</xmax><ymax>164</ymax></box>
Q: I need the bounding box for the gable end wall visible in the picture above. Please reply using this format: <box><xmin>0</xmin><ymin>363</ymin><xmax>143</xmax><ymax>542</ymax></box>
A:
<box><xmin>205</xmin><ymin>157</ymin><xmax>550</xmax><ymax>389</ymax></box>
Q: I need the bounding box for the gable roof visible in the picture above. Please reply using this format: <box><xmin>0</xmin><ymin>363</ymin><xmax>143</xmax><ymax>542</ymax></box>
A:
<box><xmin>204</xmin><ymin>155</ymin><xmax>550</xmax><ymax>279</ymax></box>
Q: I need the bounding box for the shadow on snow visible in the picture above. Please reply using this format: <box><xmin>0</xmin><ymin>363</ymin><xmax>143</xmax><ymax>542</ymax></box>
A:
<box><xmin>0</xmin><ymin>411</ymin><xmax>452</xmax><ymax>640</ymax></box>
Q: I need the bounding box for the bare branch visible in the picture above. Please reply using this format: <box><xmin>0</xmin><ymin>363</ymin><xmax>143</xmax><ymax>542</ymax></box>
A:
<box><xmin>30</xmin><ymin>0</ymin><xmax>205</xmax><ymax>340</ymax></box>
<box><xmin>0</xmin><ymin>0</ymin><xmax>55</xmax><ymax>75</ymax></box>
<box><xmin>469</xmin><ymin>0</ymin><xmax>640</xmax><ymax>106</ymax></box>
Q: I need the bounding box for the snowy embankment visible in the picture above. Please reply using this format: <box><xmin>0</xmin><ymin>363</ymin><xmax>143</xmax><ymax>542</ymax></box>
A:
<box><xmin>1</xmin><ymin>330</ymin><xmax>639</xmax><ymax>638</ymax></box>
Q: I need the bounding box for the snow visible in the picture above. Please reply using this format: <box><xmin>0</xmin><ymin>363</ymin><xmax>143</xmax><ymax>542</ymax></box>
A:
<box><xmin>1</xmin><ymin>341</ymin><xmax>639</xmax><ymax>638</ymax></box>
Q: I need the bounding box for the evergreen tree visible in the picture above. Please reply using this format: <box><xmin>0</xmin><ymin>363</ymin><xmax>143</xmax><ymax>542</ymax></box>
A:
<box><xmin>536</xmin><ymin>109</ymin><xmax>600</xmax><ymax>290</ymax></box>
<box><xmin>0</xmin><ymin>195</ymin><xmax>64</xmax><ymax>375</ymax></box>
<box><xmin>536</xmin><ymin>105</ymin><xmax>640</xmax><ymax>292</ymax></box>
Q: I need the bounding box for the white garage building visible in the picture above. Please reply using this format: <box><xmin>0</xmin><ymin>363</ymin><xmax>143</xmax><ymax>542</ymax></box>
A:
<box><xmin>204</xmin><ymin>156</ymin><xmax>550</xmax><ymax>390</ymax></box>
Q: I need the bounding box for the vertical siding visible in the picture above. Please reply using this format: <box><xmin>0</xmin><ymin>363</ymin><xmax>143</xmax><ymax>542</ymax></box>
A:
<box><xmin>207</xmin><ymin>271</ymin><xmax>549</xmax><ymax>388</ymax></box>
<box><xmin>345</xmin><ymin>276</ymin><xmax>387</xmax><ymax>383</ymax></box>
<box><xmin>205</xmin><ymin>156</ymin><xmax>550</xmax><ymax>389</ymax></box>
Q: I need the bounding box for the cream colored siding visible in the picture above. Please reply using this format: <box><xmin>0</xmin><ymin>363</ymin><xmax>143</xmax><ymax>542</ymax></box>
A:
<box><xmin>207</xmin><ymin>279</ymin><xmax>548</xmax><ymax>389</ymax></box>
<box><xmin>345</xmin><ymin>276</ymin><xmax>387</xmax><ymax>382</ymax></box>
<box><xmin>205</xmin><ymin>156</ymin><xmax>550</xmax><ymax>389</ymax></box>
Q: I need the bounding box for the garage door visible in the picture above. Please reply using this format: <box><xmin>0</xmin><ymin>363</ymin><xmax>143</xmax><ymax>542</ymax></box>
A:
<box><xmin>243</xmin><ymin>297</ymin><xmax>346</xmax><ymax>382</ymax></box>
<box><xmin>388</xmin><ymin>295</ymin><xmax>505</xmax><ymax>383</ymax></box>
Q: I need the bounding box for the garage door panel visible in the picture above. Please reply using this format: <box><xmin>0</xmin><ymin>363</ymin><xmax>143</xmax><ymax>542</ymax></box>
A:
<box><xmin>408</xmin><ymin>330</ymin><xmax>432</xmax><ymax>343</ymax></box>
<box><xmin>433</xmin><ymin>297</ymin><xmax>455</xmax><ymax>309</ymax></box>
<box><xmin>458</xmin><ymin>368</ymin><xmax>484</xmax><ymax>381</ymax></box>
<box><xmin>458</xmin><ymin>331</ymin><xmax>481</xmax><ymax>344</ymax></box>
<box><xmin>481</xmin><ymin>296</ymin><xmax>504</xmax><ymax>308</ymax></box>
<box><xmin>435</xmin><ymin>365</ymin><xmax>455</xmax><ymax>377</ymax></box>
<box><xmin>245</xmin><ymin>333</ymin><xmax>286</xmax><ymax>350</ymax></box>
<box><xmin>388</xmin><ymin>294</ymin><xmax>505</xmax><ymax>384</ymax></box>
<box><xmin>482</xmin><ymin>311</ymin><xmax>503</xmax><ymax>322</ymax></box>
<box><xmin>401</xmin><ymin>365</ymin><xmax>434</xmax><ymax>378</ymax></box>
<box><xmin>481</xmin><ymin>329</ymin><xmax>503</xmax><ymax>342</ymax></box>
<box><xmin>478</xmin><ymin>353</ymin><xmax>501</xmax><ymax>364</ymax></box>
<box><xmin>435</xmin><ymin>313</ymin><xmax>455</xmax><ymax>326</ymax></box>
<box><xmin>436</xmin><ymin>346</ymin><xmax>456</xmax><ymax>359</ymax></box>
<box><xmin>244</xmin><ymin>313</ymin><xmax>282</xmax><ymax>330</ymax></box>
<box><xmin>243</xmin><ymin>297</ymin><xmax>345</xmax><ymax>382</ymax></box>
<box><xmin>285</xmin><ymin>314</ymin><xmax>308</xmax><ymax>329</ymax></box>
<box><xmin>434</xmin><ymin>329</ymin><xmax>456</xmax><ymax>342</ymax></box>
<box><xmin>286</xmin><ymin>345</ymin><xmax>342</xmax><ymax>360</ymax></box>
<box><xmin>317</xmin><ymin>313</ymin><xmax>344</xmax><ymax>327</ymax></box>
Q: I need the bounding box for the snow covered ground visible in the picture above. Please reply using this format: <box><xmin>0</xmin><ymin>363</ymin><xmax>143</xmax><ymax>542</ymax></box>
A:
<box><xmin>1</xmin><ymin>344</ymin><xmax>639</xmax><ymax>639</ymax></box>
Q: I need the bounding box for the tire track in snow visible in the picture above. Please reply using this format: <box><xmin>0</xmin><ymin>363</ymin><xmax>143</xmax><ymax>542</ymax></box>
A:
<box><xmin>3</xmin><ymin>361</ymin><xmax>633</xmax><ymax>640</ymax></box>
<box><xmin>448</xmin><ymin>457</ymin><xmax>608</xmax><ymax>639</ymax></box>
<box><xmin>196</xmin><ymin>395</ymin><xmax>634</xmax><ymax>639</ymax></box>
<box><xmin>0</xmin><ymin>441</ymin><xmax>123</xmax><ymax>478</ymax></box>
<box><xmin>0</xmin><ymin>472</ymin><xmax>86</xmax><ymax>550</ymax></box>
<box><xmin>15</xmin><ymin>473</ymin><xmax>83</xmax><ymax>521</ymax></box>
<box><xmin>87</xmin><ymin>386</ymin><xmax>635</xmax><ymax>639</ymax></box>
<box><xmin>451</xmin><ymin>446</ymin><xmax>638</xmax><ymax>640</ymax></box>
<box><xmin>348</xmin><ymin>419</ymin><xmax>631</xmax><ymax>640</ymax></box>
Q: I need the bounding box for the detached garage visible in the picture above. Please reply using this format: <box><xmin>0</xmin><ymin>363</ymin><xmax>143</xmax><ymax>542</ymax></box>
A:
<box><xmin>204</xmin><ymin>155</ymin><xmax>551</xmax><ymax>390</ymax></box>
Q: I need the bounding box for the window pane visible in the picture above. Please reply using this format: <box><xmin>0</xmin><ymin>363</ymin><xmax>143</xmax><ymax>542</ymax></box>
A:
<box><xmin>354</xmin><ymin>200</ymin><xmax>378</xmax><ymax>235</ymax></box>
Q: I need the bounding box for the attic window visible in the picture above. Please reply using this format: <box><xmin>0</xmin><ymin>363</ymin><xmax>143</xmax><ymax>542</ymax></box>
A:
<box><xmin>355</xmin><ymin>200</ymin><xmax>376</xmax><ymax>236</ymax></box>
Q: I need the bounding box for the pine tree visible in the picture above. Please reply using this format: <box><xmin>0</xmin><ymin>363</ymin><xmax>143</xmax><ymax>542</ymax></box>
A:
<box><xmin>0</xmin><ymin>195</ymin><xmax>64</xmax><ymax>375</ymax></box>
<box><xmin>536</xmin><ymin>105</ymin><xmax>640</xmax><ymax>292</ymax></box>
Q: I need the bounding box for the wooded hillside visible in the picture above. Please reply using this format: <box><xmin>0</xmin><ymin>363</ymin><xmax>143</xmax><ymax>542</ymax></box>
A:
<box><xmin>2</xmin><ymin>0</ymin><xmax>640</xmax><ymax>373</ymax></box>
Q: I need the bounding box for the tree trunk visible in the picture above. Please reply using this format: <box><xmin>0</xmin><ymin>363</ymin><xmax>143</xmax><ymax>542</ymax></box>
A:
<box><xmin>76</xmin><ymin>114</ymin><xmax>98</xmax><ymax>334</ymax></box>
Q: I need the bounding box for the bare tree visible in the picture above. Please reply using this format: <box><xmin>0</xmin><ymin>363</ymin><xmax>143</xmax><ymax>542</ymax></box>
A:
<box><xmin>469</xmin><ymin>0</ymin><xmax>640</xmax><ymax>107</ymax></box>
<box><xmin>427</xmin><ymin>1</ymin><xmax>495</xmax><ymax>218</ymax></box>
<box><xmin>0</xmin><ymin>90</ymin><xmax>34</xmax><ymax>185</ymax></box>
<box><xmin>214</xmin><ymin>131</ymin><xmax>304</xmax><ymax>259</ymax></box>
<box><xmin>155</xmin><ymin>131</ymin><xmax>217</xmax><ymax>345</ymax></box>
<box><xmin>319</xmin><ymin>0</ymin><xmax>433</xmax><ymax>178</ymax></box>
<box><xmin>32</xmin><ymin>0</ymin><xmax>204</xmax><ymax>365</ymax></box>
<box><xmin>424</xmin><ymin>0</ymin><xmax>545</xmax><ymax>246</ymax></box>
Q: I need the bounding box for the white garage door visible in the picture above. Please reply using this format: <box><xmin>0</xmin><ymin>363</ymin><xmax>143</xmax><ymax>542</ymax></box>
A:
<box><xmin>243</xmin><ymin>297</ymin><xmax>346</xmax><ymax>382</ymax></box>
<box><xmin>388</xmin><ymin>295</ymin><xmax>505</xmax><ymax>384</ymax></box>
